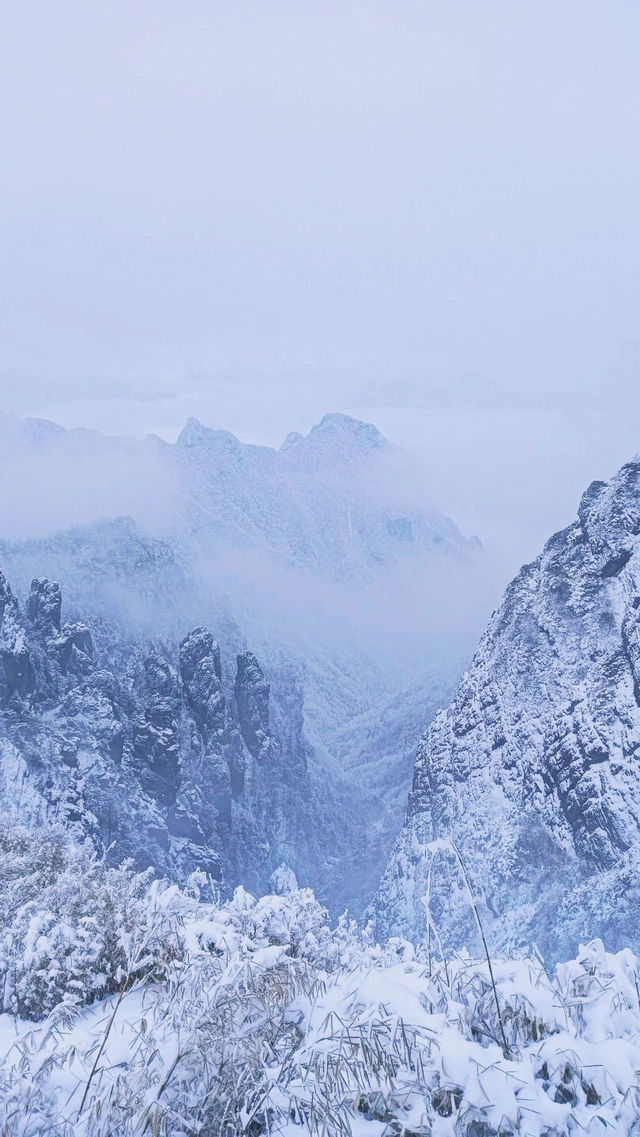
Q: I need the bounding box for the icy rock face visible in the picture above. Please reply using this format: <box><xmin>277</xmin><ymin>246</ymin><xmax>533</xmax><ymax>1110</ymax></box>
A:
<box><xmin>179</xmin><ymin>627</ymin><xmax>224</xmax><ymax>743</ymax></box>
<box><xmin>131</xmin><ymin>653</ymin><xmax>182</xmax><ymax>807</ymax></box>
<box><xmin>377</xmin><ymin>460</ymin><xmax>640</xmax><ymax>960</ymax></box>
<box><xmin>0</xmin><ymin>573</ymin><xmax>10</xmax><ymax>623</ymax></box>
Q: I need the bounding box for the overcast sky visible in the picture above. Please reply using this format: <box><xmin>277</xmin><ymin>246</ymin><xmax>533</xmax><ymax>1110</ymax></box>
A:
<box><xmin>1</xmin><ymin>1</ymin><xmax>639</xmax><ymax>576</ymax></box>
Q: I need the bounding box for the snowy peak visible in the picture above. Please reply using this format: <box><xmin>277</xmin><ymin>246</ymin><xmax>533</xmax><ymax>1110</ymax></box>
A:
<box><xmin>577</xmin><ymin>461</ymin><xmax>640</xmax><ymax>570</ymax></box>
<box><xmin>176</xmin><ymin>412</ymin><xmax>384</xmax><ymax>465</ymax></box>
<box><xmin>0</xmin><ymin>410</ymin><xmax>477</xmax><ymax>581</ymax></box>
<box><xmin>177</xmin><ymin>416</ymin><xmax>209</xmax><ymax>447</ymax></box>
<box><xmin>178</xmin><ymin>413</ymin><xmax>383</xmax><ymax>454</ymax></box>
<box><xmin>169</xmin><ymin>412</ymin><xmax>476</xmax><ymax>578</ymax></box>
<box><xmin>278</xmin><ymin>414</ymin><xmax>387</xmax><ymax>479</ymax></box>
<box><xmin>308</xmin><ymin>412</ymin><xmax>384</xmax><ymax>448</ymax></box>
<box><xmin>176</xmin><ymin>417</ymin><xmax>261</xmax><ymax>459</ymax></box>
<box><xmin>280</xmin><ymin>430</ymin><xmax>303</xmax><ymax>451</ymax></box>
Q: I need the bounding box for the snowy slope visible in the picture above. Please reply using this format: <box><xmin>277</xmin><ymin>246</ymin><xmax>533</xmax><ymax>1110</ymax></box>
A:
<box><xmin>377</xmin><ymin>460</ymin><xmax>640</xmax><ymax>960</ymax></box>
<box><xmin>329</xmin><ymin>666</ymin><xmax>463</xmax><ymax>814</ymax></box>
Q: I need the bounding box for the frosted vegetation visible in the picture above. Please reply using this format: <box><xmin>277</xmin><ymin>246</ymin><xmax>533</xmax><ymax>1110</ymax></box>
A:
<box><xmin>1</xmin><ymin>821</ymin><xmax>640</xmax><ymax>1136</ymax></box>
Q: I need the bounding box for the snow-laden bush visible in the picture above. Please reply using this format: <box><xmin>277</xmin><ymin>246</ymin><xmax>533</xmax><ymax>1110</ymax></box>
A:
<box><xmin>0</xmin><ymin>820</ymin><xmax>187</xmax><ymax>1018</ymax></box>
<box><xmin>2</xmin><ymin>821</ymin><xmax>640</xmax><ymax>1135</ymax></box>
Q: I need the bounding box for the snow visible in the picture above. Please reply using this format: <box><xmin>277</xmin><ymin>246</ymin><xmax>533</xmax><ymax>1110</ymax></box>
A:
<box><xmin>6</xmin><ymin>426</ymin><xmax>640</xmax><ymax>1132</ymax></box>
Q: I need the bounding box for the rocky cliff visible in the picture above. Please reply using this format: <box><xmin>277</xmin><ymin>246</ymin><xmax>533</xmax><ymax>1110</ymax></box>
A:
<box><xmin>377</xmin><ymin>460</ymin><xmax>640</xmax><ymax>960</ymax></box>
<box><xmin>0</xmin><ymin>571</ymin><xmax>379</xmax><ymax>911</ymax></box>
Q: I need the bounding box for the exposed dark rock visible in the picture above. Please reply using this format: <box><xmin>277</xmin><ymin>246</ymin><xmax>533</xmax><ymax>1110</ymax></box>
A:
<box><xmin>601</xmin><ymin>549</ymin><xmax>632</xmax><ymax>577</ymax></box>
<box><xmin>179</xmin><ymin>627</ymin><xmax>224</xmax><ymax>743</ymax></box>
<box><xmin>235</xmin><ymin>651</ymin><xmax>272</xmax><ymax>760</ymax></box>
<box><xmin>132</xmin><ymin>699</ymin><xmax>180</xmax><ymax>806</ymax></box>
<box><xmin>27</xmin><ymin>578</ymin><xmax>62</xmax><ymax>635</ymax></box>
<box><xmin>57</xmin><ymin>622</ymin><xmax>94</xmax><ymax>674</ymax></box>
<box><xmin>1</xmin><ymin>641</ymin><xmax>36</xmax><ymax>700</ymax></box>
<box><xmin>0</xmin><ymin>571</ymin><xmax>11</xmax><ymax>625</ymax></box>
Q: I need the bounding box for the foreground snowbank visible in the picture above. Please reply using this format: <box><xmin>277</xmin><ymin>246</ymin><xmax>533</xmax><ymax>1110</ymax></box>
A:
<box><xmin>1</xmin><ymin>865</ymin><xmax>640</xmax><ymax>1136</ymax></box>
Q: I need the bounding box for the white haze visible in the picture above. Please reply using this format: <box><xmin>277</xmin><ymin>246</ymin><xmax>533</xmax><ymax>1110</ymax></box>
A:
<box><xmin>0</xmin><ymin>415</ymin><xmax>178</xmax><ymax>539</ymax></box>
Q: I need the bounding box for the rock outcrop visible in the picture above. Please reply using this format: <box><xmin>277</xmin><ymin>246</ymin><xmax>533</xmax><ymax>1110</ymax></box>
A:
<box><xmin>179</xmin><ymin>627</ymin><xmax>224</xmax><ymax>743</ymax></box>
<box><xmin>235</xmin><ymin>650</ymin><xmax>272</xmax><ymax>761</ymax></box>
<box><xmin>26</xmin><ymin>578</ymin><xmax>62</xmax><ymax>635</ymax></box>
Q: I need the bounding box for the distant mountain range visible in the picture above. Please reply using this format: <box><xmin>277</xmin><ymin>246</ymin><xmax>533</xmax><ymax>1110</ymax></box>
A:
<box><xmin>170</xmin><ymin>412</ymin><xmax>479</xmax><ymax>576</ymax></box>
<box><xmin>0</xmin><ymin>410</ymin><xmax>479</xmax><ymax>574</ymax></box>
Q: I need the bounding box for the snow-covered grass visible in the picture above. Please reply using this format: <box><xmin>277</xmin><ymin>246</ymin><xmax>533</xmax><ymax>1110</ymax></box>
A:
<box><xmin>1</xmin><ymin>825</ymin><xmax>640</xmax><ymax>1135</ymax></box>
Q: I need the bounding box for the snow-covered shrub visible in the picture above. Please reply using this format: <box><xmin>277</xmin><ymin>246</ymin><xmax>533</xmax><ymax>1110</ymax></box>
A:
<box><xmin>2</xmin><ymin>818</ymin><xmax>640</xmax><ymax>1135</ymax></box>
<box><xmin>223</xmin><ymin>883</ymin><xmax>327</xmax><ymax>951</ymax></box>
<box><xmin>0</xmin><ymin>820</ymin><xmax>187</xmax><ymax>1018</ymax></box>
<box><xmin>4</xmin><ymin>931</ymin><xmax>640</xmax><ymax>1136</ymax></box>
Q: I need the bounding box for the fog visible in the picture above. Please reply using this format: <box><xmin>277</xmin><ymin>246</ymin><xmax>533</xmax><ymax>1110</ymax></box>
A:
<box><xmin>0</xmin><ymin>415</ymin><xmax>179</xmax><ymax>539</ymax></box>
<box><xmin>1</xmin><ymin>1</ymin><xmax>638</xmax><ymax>591</ymax></box>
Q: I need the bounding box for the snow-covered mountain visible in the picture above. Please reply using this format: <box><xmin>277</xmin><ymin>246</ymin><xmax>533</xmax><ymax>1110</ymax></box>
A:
<box><xmin>0</xmin><ymin>410</ymin><xmax>478</xmax><ymax>577</ymax></box>
<box><xmin>171</xmin><ymin>412</ymin><xmax>478</xmax><ymax>577</ymax></box>
<box><xmin>0</xmin><ymin>411</ymin><xmax>484</xmax><ymax>693</ymax></box>
<box><xmin>0</xmin><ymin>412</ymin><xmax>487</xmax><ymax>907</ymax></box>
<box><xmin>377</xmin><ymin>459</ymin><xmax>640</xmax><ymax>960</ymax></box>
